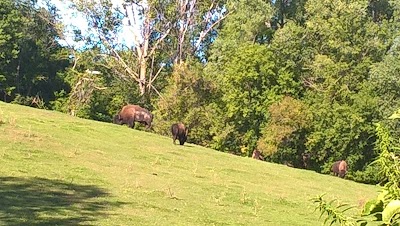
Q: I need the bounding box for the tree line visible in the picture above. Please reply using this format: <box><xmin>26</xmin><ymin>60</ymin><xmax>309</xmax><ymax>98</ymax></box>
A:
<box><xmin>1</xmin><ymin>0</ymin><xmax>400</xmax><ymax>184</ymax></box>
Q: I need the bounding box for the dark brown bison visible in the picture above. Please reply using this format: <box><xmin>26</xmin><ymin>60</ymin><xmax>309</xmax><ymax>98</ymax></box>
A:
<box><xmin>171</xmin><ymin>123</ymin><xmax>188</xmax><ymax>145</ymax></box>
<box><xmin>252</xmin><ymin>149</ymin><xmax>264</xmax><ymax>160</ymax></box>
<box><xmin>331</xmin><ymin>160</ymin><xmax>348</xmax><ymax>178</ymax></box>
<box><xmin>113</xmin><ymin>104</ymin><xmax>153</xmax><ymax>129</ymax></box>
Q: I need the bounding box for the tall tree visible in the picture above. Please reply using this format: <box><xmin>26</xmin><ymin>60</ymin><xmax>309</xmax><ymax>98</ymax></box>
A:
<box><xmin>67</xmin><ymin>0</ymin><xmax>227</xmax><ymax>97</ymax></box>
<box><xmin>0</xmin><ymin>0</ymin><xmax>26</xmax><ymax>101</ymax></box>
<box><xmin>153</xmin><ymin>62</ymin><xmax>218</xmax><ymax>146</ymax></box>
<box><xmin>257</xmin><ymin>96</ymin><xmax>312</xmax><ymax>167</ymax></box>
<box><xmin>0</xmin><ymin>0</ymin><xmax>69</xmax><ymax>104</ymax></box>
<box><xmin>205</xmin><ymin>0</ymin><xmax>276</xmax><ymax>154</ymax></box>
<box><xmin>298</xmin><ymin>0</ymin><xmax>392</xmax><ymax>175</ymax></box>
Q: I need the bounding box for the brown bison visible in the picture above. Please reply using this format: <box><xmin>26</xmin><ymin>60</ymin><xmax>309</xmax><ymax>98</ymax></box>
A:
<box><xmin>113</xmin><ymin>104</ymin><xmax>153</xmax><ymax>129</ymax></box>
<box><xmin>331</xmin><ymin>160</ymin><xmax>348</xmax><ymax>178</ymax></box>
<box><xmin>252</xmin><ymin>149</ymin><xmax>264</xmax><ymax>160</ymax></box>
<box><xmin>171</xmin><ymin>123</ymin><xmax>188</xmax><ymax>145</ymax></box>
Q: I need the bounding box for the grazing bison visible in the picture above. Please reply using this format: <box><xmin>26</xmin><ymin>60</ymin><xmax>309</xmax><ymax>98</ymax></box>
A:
<box><xmin>171</xmin><ymin>123</ymin><xmax>188</xmax><ymax>145</ymax></box>
<box><xmin>331</xmin><ymin>160</ymin><xmax>348</xmax><ymax>178</ymax></box>
<box><xmin>252</xmin><ymin>149</ymin><xmax>264</xmax><ymax>160</ymax></box>
<box><xmin>113</xmin><ymin>104</ymin><xmax>153</xmax><ymax>129</ymax></box>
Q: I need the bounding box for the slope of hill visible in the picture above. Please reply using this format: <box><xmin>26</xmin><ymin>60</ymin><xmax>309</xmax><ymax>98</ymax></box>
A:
<box><xmin>0</xmin><ymin>101</ymin><xmax>380</xmax><ymax>225</ymax></box>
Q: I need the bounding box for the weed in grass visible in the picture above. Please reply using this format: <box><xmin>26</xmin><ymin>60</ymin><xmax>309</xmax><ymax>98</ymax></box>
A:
<box><xmin>212</xmin><ymin>192</ymin><xmax>226</xmax><ymax>206</ymax></box>
<box><xmin>23</xmin><ymin>126</ymin><xmax>39</xmax><ymax>140</ymax></box>
<box><xmin>24</xmin><ymin>151</ymin><xmax>32</xmax><ymax>159</ymax></box>
<box><xmin>135</xmin><ymin>179</ymin><xmax>141</xmax><ymax>189</ymax></box>
<box><xmin>166</xmin><ymin>157</ymin><xmax>174</xmax><ymax>168</ymax></box>
<box><xmin>126</xmin><ymin>163</ymin><xmax>134</xmax><ymax>173</ymax></box>
<box><xmin>278</xmin><ymin>196</ymin><xmax>290</xmax><ymax>205</ymax></box>
<box><xmin>68</xmin><ymin>148</ymin><xmax>80</xmax><ymax>158</ymax></box>
<box><xmin>209</xmin><ymin>168</ymin><xmax>221</xmax><ymax>184</ymax></box>
<box><xmin>240</xmin><ymin>187</ymin><xmax>248</xmax><ymax>204</ymax></box>
<box><xmin>165</xmin><ymin>186</ymin><xmax>181</xmax><ymax>200</ymax></box>
<box><xmin>166</xmin><ymin>187</ymin><xmax>174</xmax><ymax>198</ymax></box>
<box><xmin>253</xmin><ymin>198</ymin><xmax>264</xmax><ymax>216</ymax></box>
<box><xmin>152</xmin><ymin>156</ymin><xmax>161</xmax><ymax>165</ymax></box>
<box><xmin>28</xmin><ymin>125</ymin><xmax>32</xmax><ymax>138</ymax></box>
<box><xmin>192</xmin><ymin>160</ymin><xmax>198</xmax><ymax>174</ymax></box>
<box><xmin>8</xmin><ymin>116</ymin><xmax>16</xmax><ymax>127</ymax></box>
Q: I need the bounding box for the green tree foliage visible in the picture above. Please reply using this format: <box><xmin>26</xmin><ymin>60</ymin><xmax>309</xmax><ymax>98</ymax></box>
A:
<box><xmin>303</xmin><ymin>0</ymin><xmax>387</xmax><ymax>97</ymax></box>
<box><xmin>369</xmin><ymin>37</ymin><xmax>400</xmax><ymax>123</ymax></box>
<box><xmin>0</xmin><ymin>0</ymin><xmax>24</xmax><ymax>69</ymax></box>
<box><xmin>292</xmin><ymin>0</ymin><xmax>393</xmax><ymax>178</ymax></box>
<box><xmin>0</xmin><ymin>0</ymin><xmax>25</xmax><ymax>100</ymax></box>
<box><xmin>313</xmin><ymin>112</ymin><xmax>400</xmax><ymax>225</ymax></box>
<box><xmin>305</xmin><ymin>92</ymin><xmax>379</xmax><ymax>174</ymax></box>
<box><xmin>204</xmin><ymin>0</ymin><xmax>278</xmax><ymax>155</ymax></box>
<box><xmin>153</xmin><ymin>62</ymin><xmax>217</xmax><ymax>146</ymax></box>
<box><xmin>52</xmin><ymin>50</ymin><xmax>142</xmax><ymax>122</ymax></box>
<box><xmin>0</xmin><ymin>0</ymin><xmax>69</xmax><ymax>105</ymax></box>
<box><xmin>269</xmin><ymin>21</ymin><xmax>306</xmax><ymax>97</ymax></box>
<box><xmin>206</xmin><ymin>42</ymin><xmax>277</xmax><ymax>154</ymax></box>
<box><xmin>257</xmin><ymin>96</ymin><xmax>312</xmax><ymax>167</ymax></box>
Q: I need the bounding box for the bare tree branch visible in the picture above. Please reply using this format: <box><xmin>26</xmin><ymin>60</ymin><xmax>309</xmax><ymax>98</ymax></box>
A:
<box><xmin>194</xmin><ymin>10</ymin><xmax>232</xmax><ymax>52</ymax></box>
<box><xmin>148</xmin><ymin>28</ymin><xmax>171</xmax><ymax>58</ymax></box>
<box><xmin>149</xmin><ymin>63</ymin><xmax>165</xmax><ymax>85</ymax></box>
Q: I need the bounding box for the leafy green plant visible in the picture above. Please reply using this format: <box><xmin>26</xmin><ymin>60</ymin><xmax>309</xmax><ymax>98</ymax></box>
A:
<box><xmin>311</xmin><ymin>194</ymin><xmax>356</xmax><ymax>226</ymax></box>
<box><xmin>313</xmin><ymin>109</ymin><xmax>400</xmax><ymax>225</ymax></box>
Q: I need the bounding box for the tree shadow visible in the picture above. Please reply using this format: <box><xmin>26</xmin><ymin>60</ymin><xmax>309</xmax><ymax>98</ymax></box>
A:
<box><xmin>0</xmin><ymin>176</ymin><xmax>126</xmax><ymax>225</ymax></box>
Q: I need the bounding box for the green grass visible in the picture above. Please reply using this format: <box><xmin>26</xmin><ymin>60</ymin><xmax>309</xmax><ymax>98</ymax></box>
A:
<box><xmin>0</xmin><ymin>101</ymin><xmax>380</xmax><ymax>225</ymax></box>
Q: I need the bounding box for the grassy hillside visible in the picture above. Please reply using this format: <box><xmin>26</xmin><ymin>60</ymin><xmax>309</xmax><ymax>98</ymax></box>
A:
<box><xmin>0</xmin><ymin>101</ymin><xmax>380</xmax><ymax>225</ymax></box>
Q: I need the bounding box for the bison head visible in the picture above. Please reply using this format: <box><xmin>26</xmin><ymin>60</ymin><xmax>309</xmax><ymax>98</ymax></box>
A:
<box><xmin>113</xmin><ymin>114</ymin><xmax>123</xmax><ymax>125</ymax></box>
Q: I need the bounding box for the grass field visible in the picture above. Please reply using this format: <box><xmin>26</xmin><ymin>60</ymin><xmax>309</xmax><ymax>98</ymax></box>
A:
<box><xmin>0</xmin><ymin>101</ymin><xmax>380</xmax><ymax>225</ymax></box>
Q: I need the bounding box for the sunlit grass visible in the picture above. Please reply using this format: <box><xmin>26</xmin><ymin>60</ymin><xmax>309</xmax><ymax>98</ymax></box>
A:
<box><xmin>0</xmin><ymin>101</ymin><xmax>380</xmax><ymax>225</ymax></box>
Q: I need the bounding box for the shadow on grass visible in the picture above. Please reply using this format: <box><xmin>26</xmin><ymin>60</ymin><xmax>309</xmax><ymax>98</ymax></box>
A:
<box><xmin>0</xmin><ymin>176</ymin><xmax>126</xmax><ymax>225</ymax></box>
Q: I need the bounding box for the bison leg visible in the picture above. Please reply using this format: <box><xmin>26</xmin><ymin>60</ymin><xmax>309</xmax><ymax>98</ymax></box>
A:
<box><xmin>145</xmin><ymin>121</ymin><xmax>151</xmax><ymax>130</ymax></box>
<box><xmin>128</xmin><ymin>119</ymin><xmax>135</xmax><ymax>128</ymax></box>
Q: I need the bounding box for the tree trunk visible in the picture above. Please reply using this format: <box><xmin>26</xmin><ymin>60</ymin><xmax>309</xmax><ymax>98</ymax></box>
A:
<box><xmin>139</xmin><ymin>58</ymin><xmax>147</xmax><ymax>95</ymax></box>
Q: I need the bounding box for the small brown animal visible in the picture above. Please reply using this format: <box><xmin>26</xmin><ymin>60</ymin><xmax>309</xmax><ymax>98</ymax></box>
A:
<box><xmin>113</xmin><ymin>104</ymin><xmax>153</xmax><ymax>129</ymax></box>
<box><xmin>252</xmin><ymin>149</ymin><xmax>264</xmax><ymax>160</ymax></box>
<box><xmin>331</xmin><ymin>160</ymin><xmax>348</xmax><ymax>178</ymax></box>
<box><xmin>171</xmin><ymin>123</ymin><xmax>188</xmax><ymax>145</ymax></box>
